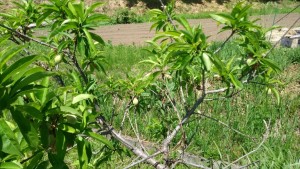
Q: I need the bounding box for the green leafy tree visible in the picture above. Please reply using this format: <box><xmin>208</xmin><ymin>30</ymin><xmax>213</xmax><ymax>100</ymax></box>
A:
<box><xmin>0</xmin><ymin>1</ymin><xmax>284</xmax><ymax>169</ymax></box>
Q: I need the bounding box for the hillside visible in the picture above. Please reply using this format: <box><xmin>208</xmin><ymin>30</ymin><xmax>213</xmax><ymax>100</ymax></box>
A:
<box><xmin>1</xmin><ymin>0</ymin><xmax>299</xmax><ymax>16</ymax></box>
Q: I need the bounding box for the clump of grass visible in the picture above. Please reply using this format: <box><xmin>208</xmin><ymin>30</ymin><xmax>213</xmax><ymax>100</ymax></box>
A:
<box><xmin>100</xmin><ymin>45</ymin><xmax>151</xmax><ymax>77</ymax></box>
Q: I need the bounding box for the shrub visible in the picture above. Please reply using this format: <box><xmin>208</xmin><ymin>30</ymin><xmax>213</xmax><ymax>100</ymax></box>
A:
<box><xmin>111</xmin><ymin>8</ymin><xmax>142</xmax><ymax>24</ymax></box>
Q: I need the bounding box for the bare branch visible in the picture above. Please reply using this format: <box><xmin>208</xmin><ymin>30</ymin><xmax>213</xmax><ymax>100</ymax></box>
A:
<box><xmin>158</xmin><ymin>0</ymin><xmax>176</xmax><ymax>29</ymax></box>
<box><xmin>274</xmin><ymin>4</ymin><xmax>300</xmax><ymax>24</ymax></box>
<box><xmin>96</xmin><ymin>117</ymin><xmax>167</xmax><ymax>169</ymax></box>
<box><xmin>124</xmin><ymin>151</ymin><xmax>164</xmax><ymax>169</ymax></box>
<box><xmin>162</xmin><ymin>70</ymin><xmax>206</xmax><ymax>152</ymax></box>
<box><xmin>206</xmin><ymin>87</ymin><xmax>228</xmax><ymax>94</ymax></box>
<box><xmin>213</xmin><ymin>31</ymin><xmax>235</xmax><ymax>54</ymax></box>
<box><xmin>127</xmin><ymin>109</ymin><xmax>149</xmax><ymax>155</ymax></box>
<box><xmin>0</xmin><ymin>23</ymin><xmax>57</xmax><ymax>49</ymax></box>
<box><xmin>120</xmin><ymin>100</ymin><xmax>132</xmax><ymax>131</ymax></box>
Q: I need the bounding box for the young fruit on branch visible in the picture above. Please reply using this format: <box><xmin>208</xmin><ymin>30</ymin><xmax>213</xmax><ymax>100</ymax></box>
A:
<box><xmin>54</xmin><ymin>54</ymin><xmax>63</xmax><ymax>64</ymax></box>
<box><xmin>66</xmin><ymin>114</ymin><xmax>77</xmax><ymax>124</ymax></box>
<box><xmin>132</xmin><ymin>97</ymin><xmax>139</xmax><ymax>105</ymax></box>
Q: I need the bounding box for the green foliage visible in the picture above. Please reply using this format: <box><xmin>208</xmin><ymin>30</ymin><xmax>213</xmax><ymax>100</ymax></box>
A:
<box><xmin>149</xmin><ymin>2</ymin><xmax>176</xmax><ymax>32</ymax></box>
<box><xmin>0</xmin><ymin>1</ymin><xmax>113</xmax><ymax>168</ymax></box>
<box><xmin>111</xmin><ymin>8</ymin><xmax>142</xmax><ymax>24</ymax></box>
<box><xmin>0</xmin><ymin>0</ymin><xmax>290</xmax><ymax>168</ymax></box>
<box><xmin>0</xmin><ymin>0</ymin><xmax>39</xmax><ymax>35</ymax></box>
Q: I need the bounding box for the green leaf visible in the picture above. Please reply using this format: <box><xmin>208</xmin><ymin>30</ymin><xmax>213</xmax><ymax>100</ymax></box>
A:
<box><xmin>90</xmin><ymin>32</ymin><xmax>105</xmax><ymax>45</ymax></box>
<box><xmin>0</xmin><ymin>13</ymin><xmax>14</xmax><ymax>19</ymax></box>
<box><xmin>0</xmin><ymin>162</ymin><xmax>22</xmax><ymax>169</ymax></box>
<box><xmin>83</xmin><ymin>28</ymin><xmax>96</xmax><ymax>52</ymax></box>
<box><xmin>10</xmin><ymin>85</ymin><xmax>45</xmax><ymax>103</ymax></box>
<box><xmin>0</xmin><ymin>45</ymin><xmax>25</xmax><ymax>70</ymax></box>
<box><xmin>77</xmin><ymin>37</ymin><xmax>86</xmax><ymax>57</ymax></box>
<box><xmin>202</xmin><ymin>53</ymin><xmax>212</xmax><ymax>71</ymax></box>
<box><xmin>76</xmin><ymin>136</ymin><xmax>91</xmax><ymax>169</ymax></box>
<box><xmin>71</xmin><ymin>71</ymin><xmax>83</xmax><ymax>93</ymax></box>
<box><xmin>57</xmin><ymin>40</ymin><xmax>72</xmax><ymax>53</ymax></box>
<box><xmin>39</xmin><ymin>121</ymin><xmax>49</xmax><ymax>149</ymax></box>
<box><xmin>0</xmin><ymin>55</ymin><xmax>38</xmax><ymax>84</ymax></box>
<box><xmin>36</xmin><ymin>76</ymin><xmax>50</xmax><ymax>105</ymax></box>
<box><xmin>73</xmin><ymin>2</ymin><xmax>85</xmax><ymax>21</ymax></box>
<box><xmin>210</xmin><ymin>13</ymin><xmax>234</xmax><ymax>26</ymax></box>
<box><xmin>260</xmin><ymin>58</ymin><xmax>281</xmax><ymax>73</ymax></box>
<box><xmin>49</xmin><ymin>22</ymin><xmax>78</xmax><ymax>38</ymax></box>
<box><xmin>26</xmin><ymin>151</ymin><xmax>44</xmax><ymax>169</ymax></box>
<box><xmin>175</xmin><ymin>17</ymin><xmax>191</xmax><ymax>31</ymax></box>
<box><xmin>0</xmin><ymin>119</ymin><xmax>22</xmax><ymax>156</ymax></box>
<box><xmin>67</xmin><ymin>2</ymin><xmax>77</xmax><ymax>17</ymax></box>
<box><xmin>36</xmin><ymin>10</ymin><xmax>52</xmax><ymax>27</ymax></box>
<box><xmin>72</xmin><ymin>94</ymin><xmax>94</xmax><ymax>104</ymax></box>
<box><xmin>10</xmin><ymin>72</ymin><xmax>54</xmax><ymax>96</ymax></box>
<box><xmin>58</xmin><ymin>124</ymin><xmax>79</xmax><ymax>134</ymax></box>
<box><xmin>56</xmin><ymin>130</ymin><xmax>67</xmax><ymax>160</ymax></box>
<box><xmin>0</xmin><ymin>35</ymin><xmax>10</xmax><ymax>46</ymax></box>
<box><xmin>35</xmin><ymin>161</ymin><xmax>49</xmax><ymax>169</ymax></box>
<box><xmin>60</xmin><ymin>106</ymin><xmax>82</xmax><ymax>117</ymax></box>
<box><xmin>10</xmin><ymin>108</ymin><xmax>40</xmax><ymax>149</ymax></box>
<box><xmin>86</xmin><ymin>13</ymin><xmax>109</xmax><ymax>25</ymax></box>
<box><xmin>86</xmin><ymin>2</ymin><xmax>104</xmax><ymax>15</ymax></box>
<box><xmin>271</xmin><ymin>87</ymin><xmax>280</xmax><ymax>105</ymax></box>
<box><xmin>229</xmin><ymin>74</ymin><xmax>243</xmax><ymax>89</ymax></box>
<box><xmin>48</xmin><ymin>152</ymin><xmax>68</xmax><ymax>169</ymax></box>
<box><xmin>85</xmin><ymin>131</ymin><xmax>113</xmax><ymax>149</ymax></box>
<box><xmin>15</xmin><ymin>105</ymin><xmax>43</xmax><ymax>120</ymax></box>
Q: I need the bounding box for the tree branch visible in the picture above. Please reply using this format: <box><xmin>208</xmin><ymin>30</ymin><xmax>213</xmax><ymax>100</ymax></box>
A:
<box><xmin>0</xmin><ymin>23</ymin><xmax>57</xmax><ymax>49</ymax></box>
<box><xmin>162</xmin><ymin>70</ymin><xmax>206</xmax><ymax>152</ymax></box>
<box><xmin>96</xmin><ymin>116</ymin><xmax>167</xmax><ymax>169</ymax></box>
<box><xmin>214</xmin><ymin>31</ymin><xmax>235</xmax><ymax>54</ymax></box>
<box><xmin>71</xmin><ymin>38</ymin><xmax>88</xmax><ymax>84</ymax></box>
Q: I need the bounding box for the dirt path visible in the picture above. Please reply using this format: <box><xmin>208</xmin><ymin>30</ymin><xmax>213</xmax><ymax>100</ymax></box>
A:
<box><xmin>94</xmin><ymin>13</ymin><xmax>300</xmax><ymax>45</ymax></box>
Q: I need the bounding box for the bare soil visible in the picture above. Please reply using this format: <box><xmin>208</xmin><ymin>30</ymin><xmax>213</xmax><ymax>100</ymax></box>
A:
<box><xmin>93</xmin><ymin>13</ymin><xmax>300</xmax><ymax>45</ymax></box>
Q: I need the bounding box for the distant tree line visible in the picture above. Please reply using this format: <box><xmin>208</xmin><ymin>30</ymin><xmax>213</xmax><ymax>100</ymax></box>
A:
<box><xmin>126</xmin><ymin>0</ymin><xmax>287</xmax><ymax>8</ymax></box>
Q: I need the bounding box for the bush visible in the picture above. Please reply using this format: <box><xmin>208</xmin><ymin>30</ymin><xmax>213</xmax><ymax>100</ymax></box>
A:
<box><xmin>111</xmin><ymin>8</ymin><xmax>142</xmax><ymax>24</ymax></box>
<box><xmin>140</xmin><ymin>0</ymin><xmax>172</xmax><ymax>8</ymax></box>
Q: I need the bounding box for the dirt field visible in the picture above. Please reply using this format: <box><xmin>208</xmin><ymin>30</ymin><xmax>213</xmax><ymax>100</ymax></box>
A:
<box><xmin>93</xmin><ymin>13</ymin><xmax>300</xmax><ymax>45</ymax></box>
